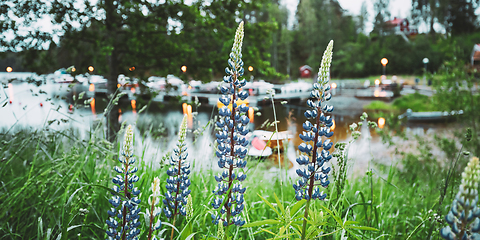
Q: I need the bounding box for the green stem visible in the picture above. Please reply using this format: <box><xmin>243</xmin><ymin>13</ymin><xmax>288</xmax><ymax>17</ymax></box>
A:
<box><xmin>301</xmin><ymin>200</ymin><xmax>311</xmax><ymax>240</ymax></box>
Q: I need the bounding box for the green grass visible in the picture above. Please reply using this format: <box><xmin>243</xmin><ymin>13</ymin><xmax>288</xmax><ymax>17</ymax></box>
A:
<box><xmin>364</xmin><ymin>93</ymin><xmax>439</xmax><ymax>113</ymax></box>
<box><xmin>0</xmin><ymin>120</ymin><xmax>468</xmax><ymax>239</ymax></box>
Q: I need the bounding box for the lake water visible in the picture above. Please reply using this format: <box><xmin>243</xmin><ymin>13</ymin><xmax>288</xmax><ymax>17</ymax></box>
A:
<box><xmin>1</xmin><ymin>79</ymin><xmax>450</xmax><ymax>179</ymax></box>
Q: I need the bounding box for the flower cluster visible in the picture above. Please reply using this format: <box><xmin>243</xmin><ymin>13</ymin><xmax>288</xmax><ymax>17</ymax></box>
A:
<box><xmin>145</xmin><ymin>177</ymin><xmax>162</xmax><ymax>240</ymax></box>
<box><xmin>163</xmin><ymin>114</ymin><xmax>191</xmax><ymax>218</ymax></box>
<box><xmin>441</xmin><ymin>156</ymin><xmax>480</xmax><ymax>240</ymax></box>
<box><xmin>293</xmin><ymin>40</ymin><xmax>334</xmax><ymax>202</ymax></box>
<box><xmin>211</xmin><ymin>21</ymin><xmax>248</xmax><ymax>227</ymax></box>
<box><xmin>106</xmin><ymin>125</ymin><xmax>141</xmax><ymax>240</ymax></box>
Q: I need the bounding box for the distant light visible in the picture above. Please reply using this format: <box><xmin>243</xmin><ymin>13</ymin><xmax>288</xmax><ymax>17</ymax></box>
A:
<box><xmin>182</xmin><ymin>103</ymin><xmax>188</xmax><ymax>115</ymax></box>
<box><xmin>117</xmin><ymin>84</ymin><xmax>121</xmax><ymax>88</ymax></box>
<box><xmin>129</xmin><ymin>66</ymin><xmax>135</xmax><ymax>71</ymax></box>
<box><xmin>248</xmin><ymin>66</ymin><xmax>253</xmax><ymax>72</ymax></box>
<box><xmin>181</xmin><ymin>65</ymin><xmax>187</xmax><ymax>73</ymax></box>
<box><xmin>330</xmin><ymin>119</ymin><xmax>336</xmax><ymax>131</ymax></box>
<box><xmin>375</xmin><ymin>79</ymin><xmax>380</xmax><ymax>85</ymax></box>
<box><xmin>378</xmin><ymin>117</ymin><xmax>386</xmax><ymax>129</ymax></box>
<box><xmin>89</xmin><ymin>83</ymin><xmax>95</xmax><ymax>92</ymax></box>
<box><xmin>88</xmin><ymin>66</ymin><xmax>94</xmax><ymax>72</ymax></box>
<box><xmin>248</xmin><ymin>107</ymin><xmax>254</xmax><ymax>123</ymax></box>
<box><xmin>381</xmin><ymin>58</ymin><xmax>388</xmax><ymax>66</ymax></box>
<box><xmin>331</xmin><ymin>82</ymin><xmax>337</xmax><ymax>89</ymax></box>
<box><xmin>423</xmin><ymin>58</ymin><xmax>429</xmax><ymax>64</ymax></box>
<box><xmin>131</xmin><ymin>99</ymin><xmax>136</xmax><ymax>110</ymax></box>
<box><xmin>130</xmin><ymin>87</ymin><xmax>136</xmax><ymax>94</ymax></box>
<box><xmin>6</xmin><ymin>67</ymin><xmax>12</xmax><ymax>72</ymax></box>
<box><xmin>72</xmin><ymin>67</ymin><xmax>76</xmax><ymax>72</ymax></box>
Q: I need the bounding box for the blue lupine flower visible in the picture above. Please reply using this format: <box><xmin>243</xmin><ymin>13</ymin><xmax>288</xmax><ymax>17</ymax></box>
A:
<box><xmin>163</xmin><ymin>115</ymin><xmax>191</xmax><ymax>219</ymax></box>
<box><xmin>440</xmin><ymin>157</ymin><xmax>480</xmax><ymax>240</ymax></box>
<box><xmin>211</xmin><ymin>21</ymin><xmax>248</xmax><ymax>227</ymax></box>
<box><xmin>293</xmin><ymin>40</ymin><xmax>334</xmax><ymax>202</ymax></box>
<box><xmin>106</xmin><ymin>125</ymin><xmax>141</xmax><ymax>240</ymax></box>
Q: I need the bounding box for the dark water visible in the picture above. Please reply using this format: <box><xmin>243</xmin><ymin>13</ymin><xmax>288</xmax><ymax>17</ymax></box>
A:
<box><xmin>2</xmin><ymin>80</ymin><xmax>449</xmax><ymax>175</ymax></box>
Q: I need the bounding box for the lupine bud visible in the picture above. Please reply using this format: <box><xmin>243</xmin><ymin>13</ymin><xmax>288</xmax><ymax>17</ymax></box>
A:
<box><xmin>293</xmin><ymin>41</ymin><xmax>334</xmax><ymax>202</ymax></box>
<box><xmin>106</xmin><ymin>125</ymin><xmax>141</xmax><ymax>240</ymax></box>
<box><xmin>441</xmin><ymin>157</ymin><xmax>480</xmax><ymax>240</ymax></box>
<box><xmin>164</xmin><ymin>115</ymin><xmax>191</xmax><ymax>220</ymax></box>
<box><xmin>211</xmin><ymin>21</ymin><xmax>247</xmax><ymax>228</ymax></box>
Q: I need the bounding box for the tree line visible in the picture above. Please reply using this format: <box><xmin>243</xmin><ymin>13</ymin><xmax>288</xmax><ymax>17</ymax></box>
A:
<box><xmin>1</xmin><ymin>0</ymin><xmax>480</xmax><ymax>81</ymax></box>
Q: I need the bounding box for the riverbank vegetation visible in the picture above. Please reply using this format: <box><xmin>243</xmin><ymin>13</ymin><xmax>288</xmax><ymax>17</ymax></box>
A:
<box><xmin>2</xmin><ymin>33</ymin><xmax>480</xmax><ymax>239</ymax></box>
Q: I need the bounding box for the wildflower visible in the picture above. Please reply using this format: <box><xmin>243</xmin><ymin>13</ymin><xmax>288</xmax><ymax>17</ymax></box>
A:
<box><xmin>106</xmin><ymin>125</ymin><xmax>141</xmax><ymax>240</ymax></box>
<box><xmin>163</xmin><ymin>114</ymin><xmax>191</xmax><ymax>219</ymax></box>
<box><xmin>211</xmin><ymin>21</ymin><xmax>248</xmax><ymax>228</ymax></box>
<box><xmin>293</xmin><ymin>40</ymin><xmax>334</xmax><ymax>202</ymax></box>
<box><xmin>440</xmin><ymin>156</ymin><xmax>480</xmax><ymax>240</ymax></box>
<box><xmin>146</xmin><ymin>177</ymin><xmax>162</xmax><ymax>240</ymax></box>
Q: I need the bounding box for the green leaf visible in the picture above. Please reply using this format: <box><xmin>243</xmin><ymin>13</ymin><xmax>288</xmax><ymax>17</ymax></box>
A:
<box><xmin>346</xmin><ymin>225</ymin><xmax>380</xmax><ymax>231</ymax></box>
<box><xmin>290</xmin><ymin>199</ymin><xmax>306</xmax><ymax>217</ymax></box>
<box><xmin>258</xmin><ymin>194</ymin><xmax>280</xmax><ymax>216</ymax></box>
<box><xmin>243</xmin><ymin>219</ymin><xmax>281</xmax><ymax>228</ymax></box>
<box><xmin>273</xmin><ymin>193</ymin><xmax>285</xmax><ymax>216</ymax></box>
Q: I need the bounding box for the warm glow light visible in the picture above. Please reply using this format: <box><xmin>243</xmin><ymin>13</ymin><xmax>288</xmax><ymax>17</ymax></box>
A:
<box><xmin>187</xmin><ymin>104</ymin><xmax>193</xmax><ymax>128</ymax></box>
<box><xmin>129</xmin><ymin>66</ymin><xmax>135</xmax><ymax>71</ymax></box>
<box><xmin>188</xmin><ymin>85</ymin><xmax>192</xmax><ymax>90</ymax></box>
<box><xmin>89</xmin><ymin>83</ymin><xmax>95</xmax><ymax>92</ymax></box>
<box><xmin>378</xmin><ymin>117</ymin><xmax>385</xmax><ymax>129</ymax></box>
<box><xmin>182</xmin><ymin>103</ymin><xmax>188</xmax><ymax>115</ymax></box>
<box><xmin>381</xmin><ymin>58</ymin><xmax>388</xmax><ymax>66</ymax></box>
<box><xmin>331</xmin><ymin>82</ymin><xmax>337</xmax><ymax>89</ymax></box>
<box><xmin>181</xmin><ymin>65</ymin><xmax>187</xmax><ymax>73</ymax></box>
<box><xmin>90</xmin><ymin>98</ymin><xmax>96</xmax><ymax>116</ymax></box>
<box><xmin>374</xmin><ymin>89</ymin><xmax>380</xmax><ymax>97</ymax></box>
<box><xmin>248</xmin><ymin>107</ymin><xmax>254</xmax><ymax>123</ymax></box>
<box><xmin>6</xmin><ymin>67</ymin><xmax>12</xmax><ymax>72</ymax></box>
<box><xmin>375</xmin><ymin>79</ymin><xmax>380</xmax><ymax>85</ymax></box>
<box><xmin>118</xmin><ymin>109</ymin><xmax>122</xmax><ymax>122</ymax></box>
<box><xmin>248</xmin><ymin>66</ymin><xmax>253</xmax><ymax>72</ymax></box>
<box><xmin>72</xmin><ymin>67</ymin><xmax>76</xmax><ymax>72</ymax></box>
<box><xmin>130</xmin><ymin>87</ymin><xmax>136</xmax><ymax>94</ymax></box>
<box><xmin>330</xmin><ymin>119</ymin><xmax>336</xmax><ymax>131</ymax></box>
<box><xmin>182</xmin><ymin>91</ymin><xmax>188</xmax><ymax>96</ymax></box>
<box><xmin>131</xmin><ymin>99</ymin><xmax>136</xmax><ymax>110</ymax></box>
<box><xmin>88</xmin><ymin>66</ymin><xmax>94</xmax><ymax>72</ymax></box>
<box><xmin>117</xmin><ymin>84</ymin><xmax>121</xmax><ymax>88</ymax></box>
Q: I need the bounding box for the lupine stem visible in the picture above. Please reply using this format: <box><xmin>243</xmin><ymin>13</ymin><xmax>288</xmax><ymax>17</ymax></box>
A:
<box><xmin>301</xmin><ymin>200</ymin><xmax>311</xmax><ymax>240</ymax></box>
<box><xmin>148</xmin><ymin>198</ymin><xmax>155</xmax><ymax>240</ymax></box>
<box><xmin>121</xmin><ymin>158</ymin><xmax>130</xmax><ymax>240</ymax></box>
<box><xmin>170</xmin><ymin>216</ymin><xmax>176</xmax><ymax>240</ymax></box>
<box><xmin>225</xmin><ymin>78</ymin><xmax>237</xmax><ymax>238</ymax></box>
<box><xmin>301</xmin><ymin>105</ymin><xmax>322</xmax><ymax>240</ymax></box>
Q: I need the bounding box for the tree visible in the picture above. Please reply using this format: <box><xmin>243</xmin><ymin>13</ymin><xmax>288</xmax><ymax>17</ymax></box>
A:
<box><xmin>1</xmin><ymin>0</ymin><xmax>280</xmax><ymax>140</ymax></box>
<box><xmin>372</xmin><ymin>0</ymin><xmax>391</xmax><ymax>36</ymax></box>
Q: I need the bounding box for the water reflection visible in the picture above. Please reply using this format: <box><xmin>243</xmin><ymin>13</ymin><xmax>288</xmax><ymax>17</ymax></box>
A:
<box><xmin>8</xmin><ymin>83</ymin><xmax>14</xmax><ymax>103</ymax></box>
<box><xmin>90</xmin><ymin>98</ymin><xmax>96</xmax><ymax>116</ymax></box>
<box><xmin>378</xmin><ymin>117</ymin><xmax>385</xmax><ymax>129</ymax></box>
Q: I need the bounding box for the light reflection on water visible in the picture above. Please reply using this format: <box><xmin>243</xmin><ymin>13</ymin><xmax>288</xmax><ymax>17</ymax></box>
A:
<box><xmin>2</xmin><ymin>81</ymin><xmax>448</xmax><ymax>176</ymax></box>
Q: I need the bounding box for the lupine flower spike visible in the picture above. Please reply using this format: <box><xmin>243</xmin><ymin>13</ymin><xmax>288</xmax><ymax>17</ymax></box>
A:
<box><xmin>211</xmin><ymin>21</ymin><xmax>249</xmax><ymax>229</ymax></box>
<box><xmin>441</xmin><ymin>156</ymin><xmax>480</xmax><ymax>240</ymax></box>
<box><xmin>106</xmin><ymin>125</ymin><xmax>141</xmax><ymax>240</ymax></box>
<box><xmin>163</xmin><ymin>115</ymin><xmax>191</xmax><ymax>239</ymax></box>
<box><xmin>294</xmin><ymin>41</ymin><xmax>334</xmax><ymax>240</ymax></box>
<box><xmin>145</xmin><ymin>177</ymin><xmax>162</xmax><ymax>240</ymax></box>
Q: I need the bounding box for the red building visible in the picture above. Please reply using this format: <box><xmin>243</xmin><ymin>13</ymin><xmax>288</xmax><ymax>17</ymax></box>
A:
<box><xmin>385</xmin><ymin>17</ymin><xmax>418</xmax><ymax>36</ymax></box>
<box><xmin>299</xmin><ymin>65</ymin><xmax>312</xmax><ymax>78</ymax></box>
